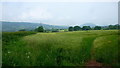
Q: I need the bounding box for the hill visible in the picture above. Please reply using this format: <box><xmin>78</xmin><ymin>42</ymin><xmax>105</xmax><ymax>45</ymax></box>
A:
<box><xmin>80</xmin><ymin>23</ymin><xmax>96</xmax><ymax>27</ymax></box>
<box><xmin>1</xmin><ymin>21</ymin><xmax>68</xmax><ymax>32</ymax></box>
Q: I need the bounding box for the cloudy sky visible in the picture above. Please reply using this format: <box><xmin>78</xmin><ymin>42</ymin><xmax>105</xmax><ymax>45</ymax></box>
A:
<box><xmin>0</xmin><ymin>1</ymin><xmax>118</xmax><ymax>26</ymax></box>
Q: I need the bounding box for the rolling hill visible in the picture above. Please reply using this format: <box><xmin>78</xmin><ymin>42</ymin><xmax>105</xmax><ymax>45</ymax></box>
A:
<box><xmin>1</xmin><ymin>21</ymin><xmax>68</xmax><ymax>32</ymax></box>
<box><xmin>80</xmin><ymin>23</ymin><xmax>96</xmax><ymax>27</ymax></box>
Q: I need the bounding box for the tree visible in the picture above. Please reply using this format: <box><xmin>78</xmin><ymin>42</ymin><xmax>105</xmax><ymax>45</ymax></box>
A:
<box><xmin>108</xmin><ymin>24</ymin><xmax>120</xmax><ymax>30</ymax></box>
<box><xmin>51</xmin><ymin>28</ymin><xmax>59</xmax><ymax>32</ymax></box>
<box><xmin>94</xmin><ymin>26</ymin><xmax>101</xmax><ymax>30</ymax></box>
<box><xmin>74</xmin><ymin>26</ymin><xmax>81</xmax><ymax>31</ymax></box>
<box><xmin>108</xmin><ymin>25</ymin><xmax>114</xmax><ymax>29</ymax></box>
<box><xmin>35</xmin><ymin>26</ymin><xmax>44</xmax><ymax>32</ymax></box>
<box><xmin>114</xmin><ymin>24</ymin><xmax>120</xmax><ymax>29</ymax></box>
<box><xmin>82</xmin><ymin>26</ymin><xmax>91</xmax><ymax>30</ymax></box>
<box><xmin>68</xmin><ymin>26</ymin><xmax>74</xmax><ymax>31</ymax></box>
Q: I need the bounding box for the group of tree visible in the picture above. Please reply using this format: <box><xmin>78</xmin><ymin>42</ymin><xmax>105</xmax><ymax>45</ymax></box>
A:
<box><xmin>34</xmin><ymin>26</ymin><xmax>59</xmax><ymax>32</ymax></box>
<box><xmin>94</xmin><ymin>26</ymin><xmax>102</xmax><ymax>30</ymax></box>
<box><xmin>68</xmin><ymin>26</ymin><xmax>82</xmax><ymax>31</ymax></box>
<box><xmin>102</xmin><ymin>24</ymin><xmax>120</xmax><ymax>30</ymax></box>
<box><xmin>68</xmin><ymin>24</ymin><xmax>120</xmax><ymax>31</ymax></box>
<box><xmin>108</xmin><ymin>24</ymin><xmax>120</xmax><ymax>30</ymax></box>
<box><xmin>68</xmin><ymin>26</ymin><xmax>93</xmax><ymax>31</ymax></box>
<box><xmin>82</xmin><ymin>26</ymin><xmax>91</xmax><ymax>30</ymax></box>
<box><xmin>35</xmin><ymin>26</ymin><xmax>44</xmax><ymax>32</ymax></box>
<box><xmin>18</xmin><ymin>24</ymin><xmax>120</xmax><ymax>32</ymax></box>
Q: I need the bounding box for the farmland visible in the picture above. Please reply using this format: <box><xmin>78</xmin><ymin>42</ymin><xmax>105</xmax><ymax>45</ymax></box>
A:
<box><xmin>2</xmin><ymin>30</ymin><xmax>119</xmax><ymax>67</ymax></box>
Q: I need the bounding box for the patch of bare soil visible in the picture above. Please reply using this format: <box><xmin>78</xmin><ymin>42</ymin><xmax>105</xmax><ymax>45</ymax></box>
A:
<box><xmin>86</xmin><ymin>60</ymin><xmax>102</xmax><ymax>67</ymax></box>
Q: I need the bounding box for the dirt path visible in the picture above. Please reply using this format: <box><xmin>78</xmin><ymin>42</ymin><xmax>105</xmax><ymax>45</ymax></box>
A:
<box><xmin>86</xmin><ymin>60</ymin><xmax>102</xmax><ymax>67</ymax></box>
<box><xmin>85</xmin><ymin>38</ymin><xmax>102</xmax><ymax>67</ymax></box>
<box><xmin>86</xmin><ymin>60</ymin><xmax>102</xmax><ymax>66</ymax></box>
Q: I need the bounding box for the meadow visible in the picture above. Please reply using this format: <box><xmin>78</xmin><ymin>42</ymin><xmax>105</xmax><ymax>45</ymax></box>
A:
<box><xmin>2</xmin><ymin>30</ymin><xmax>119</xmax><ymax>67</ymax></box>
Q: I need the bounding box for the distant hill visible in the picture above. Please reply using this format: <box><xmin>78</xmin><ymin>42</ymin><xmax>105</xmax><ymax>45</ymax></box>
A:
<box><xmin>80</xmin><ymin>23</ymin><xmax>96</xmax><ymax>27</ymax></box>
<box><xmin>1</xmin><ymin>21</ymin><xmax>68</xmax><ymax>32</ymax></box>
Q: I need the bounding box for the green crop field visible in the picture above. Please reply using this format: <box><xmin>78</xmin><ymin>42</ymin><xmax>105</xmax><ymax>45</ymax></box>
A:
<box><xmin>2</xmin><ymin>30</ymin><xmax>120</xmax><ymax>66</ymax></box>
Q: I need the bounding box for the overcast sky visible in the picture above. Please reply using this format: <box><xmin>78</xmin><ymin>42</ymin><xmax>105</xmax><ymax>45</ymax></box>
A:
<box><xmin>1</xmin><ymin>2</ymin><xmax>118</xmax><ymax>26</ymax></box>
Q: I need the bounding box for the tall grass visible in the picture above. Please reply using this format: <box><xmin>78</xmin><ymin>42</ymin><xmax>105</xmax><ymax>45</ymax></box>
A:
<box><xmin>2</xmin><ymin>31</ymin><xmax>37</xmax><ymax>66</ymax></box>
<box><xmin>93</xmin><ymin>35</ymin><xmax>119</xmax><ymax>66</ymax></box>
<box><xmin>2</xmin><ymin>30</ymin><xmax>119</xmax><ymax>66</ymax></box>
<box><xmin>2</xmin><ymin>31</ymin><xmax>37</xmax><ymax>45</ymax></box>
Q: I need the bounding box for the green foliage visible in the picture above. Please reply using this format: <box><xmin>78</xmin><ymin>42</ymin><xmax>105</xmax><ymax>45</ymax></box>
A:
<box><xmin>35</xmin><ymin>26</ymin><xmax>44</xmax><ymax>32</ymax></box>
<box><xmin>94</xmin><ymin>35</ymin><xmax>119</xmax><ymax>66</ymax></box>
<box><xmin>2</xmin><ymin>31</ymin><xmax>37</xmax><ymax>45</ymax></box>
<box><xmin>2</xmin><ymin>30</ymin><xmax>119</xmax><ymax>66</ymax></box>
<box><xmin>68</xmin><ymin>26</ymin><xmax>74</xmax><ymax>31</ymax></box>
<box><xmin>68</xmin><ymin>24</ymin><xmax>120</xmax><ymax>31</ymax></box>
<box><xmin>51</xmin><ymin>28</ymin><xmax>59</xmax><ymax>32</ymax></box>
<box><xmin>108</xmin><ymin>24</ymin><xmax>120</xmax><ymax>30</ymax></box>
<box><xmin>94</xmin><ymin>26</ymin><xmax>101</xmax><ymax>30</ymax></box>
<box><xmin>82</xmin><ymin>26</ymin><xmax>91</xmax><ymax>30</ymax></box>
<box><xmin>108</xmin><ymin>25</ymin><xmax>115</xmax><ymax>29</ymax></box>
<box><xmin>64</xmin><ymin>29</ymin><xmax>68</xmax><ymax>32</ymax></box>
<box><xmin>73</xmin><ymin>26</ymin><xmax>81</xmax><ymax>31</ymax></box>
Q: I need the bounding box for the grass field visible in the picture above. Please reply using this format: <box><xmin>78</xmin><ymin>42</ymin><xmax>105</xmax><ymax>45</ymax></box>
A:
<box><xmin>2</xmin><ymin>30</ymin><xmax>119</xmax><ymax>66</ymax></box>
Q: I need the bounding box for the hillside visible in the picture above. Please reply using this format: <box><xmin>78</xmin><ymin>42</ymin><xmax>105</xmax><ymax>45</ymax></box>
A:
<box><xmin>80</xmin><ymin>23</ymin><xmax>96</xmax><ymax>27</ymax></box>
<box><xmin>1</xmin><ymin>21</ymin><xmax>68</xmax><ymax>32</ymax></box>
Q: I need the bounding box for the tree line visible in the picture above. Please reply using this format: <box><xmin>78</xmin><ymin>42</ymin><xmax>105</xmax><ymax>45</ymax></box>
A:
<box><xmin>19</xmin><ymin>24</ymin><xmax>120</xmax><ymax>32</ymax></box>
<box><xmin>68</xmin><ymin>24</ymin><xmax>120</xmax><ymax>31</ymax></box>
<box><xmin>68</xmin><ymin>26</ymin><xmax>101</xmax><ymax>31</ymax></box>
<box><xmin>34</xmin><ymin>26</ymin><xmax>60</xmax><ymax>32</ymax></box>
